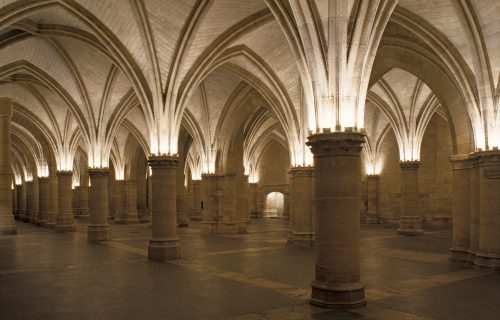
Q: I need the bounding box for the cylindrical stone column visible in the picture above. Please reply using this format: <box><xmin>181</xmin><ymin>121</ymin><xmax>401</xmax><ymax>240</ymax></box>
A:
<box><xmin>148</xmin><ymin>156</ymin><xmax>180</xmax><ymax>261</ymax></box>
<box><xmin>47</xmin><ymin>175</ymin><xmax>58</xmax><ymax>228</ymax></box>
<box><xmin>189</xmin><ymin>180</ymin><xmax>203</xmax><ymax>221</ymax></box>
<box><xmin>124</xmin><ymin>180</ymin><xmax>140</xmax><ymax>223</ymax></box>
<box><xmin>144</xmin><ymin>174</ymin><xmax>152</xmax><ymax>223</ymax></box>
<box><xmin>73</xmin><ymin>186</ymin><xmax>80</xmax><ymax>217</ymax></box>
<box><xmin>25</xmin><ymin>181</ymin><xmax>34</xmax><ymax>223</ymax></box>
<box><xmin>398</xmin><ymin>161</ymin><xmax>423</xmax><ymax>235</ymax></box>
<box><xmin>15</xmin><ymin>184</ymin><xmax>23</xmax><ymax>219</ymax></box>
<box><xmin>55</xmin><ymin>171</ymin><xmax>76</xmax><ymax>232</ymax></box>
<box><xmin>176</xmin><ymin>184</ymin><xmax>189</xmax><ymax>227</ymax></box>
<box><xmin>476</xmin><ymin>151</ymin><xmax>500</xmax><ymax>268</ymax></box>
<box><xmin>362</xmin><ymin>175</ymin><xmax>379</xmax><ymax>224</ymax></box>
<box><xmin>12</xmin><ymin>187</ymin><xmax>16</xmax><ymax>217</ymax></box>
<box><xmin>36</xmin><ymin>177</ymin><xmax>50</xmax><ymax>227</ymax></box>
<box><xmin>307</xmin><ymin>132</ymin><xmax>365</xmax><ymax>308</ymax></box>
<box><xmin>287</xmin><ymin>166</ymin><xmax>315</xmax><ymax>247</ymax></box>
<box><xmin>31</xmin><ymin>179</ymin><xmax>39</xmax><ymax>224</ymax></box>
<box><xmin>236</xmin><ymin>174</ymin><xmax>248</xmax><ymax>233</ymax></box>
<box><xmin>78</xmin><ymin>186</ymin><xmax>90</xmax><ymax>219</ymax></box>
<box><xmin>20</xmin><ymin>183</ymin><xmax>27</xmax><ymax>221</ymax></box>
<box><xmin>449</xmin><ymin>155</ymin><xmax>472</xmax><ymax>262</ymax></box>
<box><xmin>201</xmin><ymin>173</ymin><xmax>220</xmax><ymax>235</ymax></box>
<box><xmin>115</xmin><ymin>180</ymin><xmax>126</xmax><ymax>223</ymax></box>
<box><xmin>0</xmin><ymin>98</ymin><xmax>17</xmax><ymax>234</ymax></box>
<box><xmin>247</xmin><ymin>183</ymin><xmax>258</xmax><ymax>218</ymax></box>
<box><xmin>88</xmin><ymin>168</ymin><xmax>111</xmax><ymax>241</ymax></box>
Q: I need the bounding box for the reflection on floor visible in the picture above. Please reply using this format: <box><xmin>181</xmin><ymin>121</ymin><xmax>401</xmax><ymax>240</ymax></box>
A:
<box><xmin>1</xmin><ymin>219</ymin><xmax>498</xmax><ymax>320</ymax></box>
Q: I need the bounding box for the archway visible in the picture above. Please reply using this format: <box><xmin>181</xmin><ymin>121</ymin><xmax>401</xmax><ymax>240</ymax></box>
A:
<box><xmin>264</xmin><ymin>192</ymin><xmax>284</xmax><ymax>218</ymax></box>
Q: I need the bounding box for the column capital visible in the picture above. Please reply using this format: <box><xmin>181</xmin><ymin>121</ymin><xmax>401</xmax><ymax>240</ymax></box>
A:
<box><xmin>56</xmin><ymin>170</ymin><xmax>73</xmax><ymax>177</ymax></box>
<box><xmin>367</xmin><ymin>174</ymin><xmax>379</xmax><ymax>180</ymax></box>
<box><xmin>38</xmin><ymin>177</ymin><xmax>49</xmax><ymax>183</ymax></box>
<box><xmin>476</xmin><ymin>150</ymin><xmax>500</xmax><ymax>165</ymax></box>
<box><xmin>399</xmin><ymin>160</ymin><xmax>420</xmax><ymax>170</ymax></box>
<box><xmin>450</xmin><ymin>154</ymin><xmax>476</xmax><ymax>170</ymax></box>
<box><xmin>201</xmin><ymin>173</ymin><xmax>222</xmax><ymax>179</ymax></box>
<box><xmin>307</xmin><ymin>132</ymin><xmax>364</xmax><ymax>156</ymax></box>
<box><xmin>88</xmin><ymin>168</ymin><xmax>110</xmax><ymax>176</ymax></box>
<box><xmin>148</xmin><ymin>155</ymin><xmax>179</xmax><ymax>168</ymax></box>
<box><xmin>289</xmin><ymin>166</ymin><xmax>314</xmax><ymax>176</ymax></box>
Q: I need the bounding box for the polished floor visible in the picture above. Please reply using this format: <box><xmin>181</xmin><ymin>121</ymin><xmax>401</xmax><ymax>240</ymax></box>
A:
<box><xmin>1</xmin><ymin>218</ymin><xmax>499</xmax><ymax>320</ymax></box>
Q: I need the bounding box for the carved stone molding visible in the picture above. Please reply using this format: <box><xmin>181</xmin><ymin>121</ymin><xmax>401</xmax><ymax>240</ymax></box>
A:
<box><xmin>307</xmin><ymin>132</ymin><xmax>364</xmax><ymax>157</ymax></box>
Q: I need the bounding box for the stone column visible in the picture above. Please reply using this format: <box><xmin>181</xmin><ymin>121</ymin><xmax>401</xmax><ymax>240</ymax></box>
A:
<box><xmin>201</xmin><ymin>173</ymin><xmax>220</xmax><ymax>235</ymax></box>
<box><xmin>55</xmin><ymin>171</ymin><xmax>76</xmax><ymax>232</ymax></box>
<box><xmin>78</xmin><ymin>186</ymin><xmax>90</xmax><ymax>219</ymax></box>
<box><xmin>176</xmin><ymin>184</ymin><xmax>189</xmax><ymax>227</ymax></box>
<box><xmin>47</xmin><ymin>175</ymin><xmax>58</xmax><ymax>228</ymax></box>
<box><xmin>73</xmin><ymin>186</ymin><xmax>80</xmax><ymax>217</ymax></box>
<box><xmin>25</xmin><ymin>181</ymin><xmax>34</xmax><ymax>223</ymax></box>
<box><xmin>287</xmin><ymin>166</ymin><xmax>315</xmax><ymax>247</ymax></box>
<box><xmin>189</xmin><ymin>180</ymin><xmax>203</xmax><ymax>221</ymax></box>
<box><xmin>144</xmin><ymin>174</ymin><xmax>152</xmax><ymax>223</ymax></box>
<box><xmin>449</xmin><ymin>156</ymin><xmax>472</xmax><ymax>262</ymax></box>
<box><xmin>88</xmin><ymin>168</ymin><xmax>111</xmax><ymax>241</ymax></box>
<box><xmin>220</xmin><ymin>173</ymin><xmax>238</xmax><ymax>233</ymax></box>
<box><xmin>12</xmin><ymin>187</ymin><xmax>16</xmax><ymax>217</ymax></box>
<box><xmin>247</xmin><ymin>183</ymin><xmax>258</xmax><ymax>218</ymax></box>
<box><xmin>235</xmin><ymin>173</ymin><xmax>247</xmax><ymax>233</ymax></box>
<box><xmin>15</xmin><ymin>184</ymin><xmax>24</xmax><ymax>220</ymax></box>
<box><xmin>475</xmin><ymin>151</ymin><xmax>500</xmax><ymax>268</ymax></box>
<box><xmin>20</xmin><ymin>183</ymin><xmax>27</xmax><ymax>221</ymax></box>
<box><xmin>0</xmin><ymin>98</ymin><xmax>17</xmax><ymax>234</ymax></box>
<box><xmin>362</xmin><ymin>175</ymin><xmax>379</xmax><ymax>224</ymax></box>
<box><xmin>148</xmin><ymin>156</ymin><xmax>180</xmax><ymax>261</ymax></box>
<box><xmin>31</xmin><ymin>179</ymin><xmax>39</xmax><ymax>224</ymax></box>
<box><xmin>307</xmin><ymin>132</ymin><xmax>366</xmax><ymax>308</ymax></box>
<box><xmin>398</xmin><ymin>161</ymin><xmax>424</xmax><ymax>235</ymax></box>
<box><xmin>115</xmin><ymin>180</ymin><xmax>140</xmax><ymax>224</ymax></box>
<box><xmin>36</xmin><ymin>177</ymin><xmax>50</xmax><ymax>227</ymax></box>
<box><xmin>115</xmin><ymin>180</ymin><xmax>126</xmax><ymax>224</ymax></box>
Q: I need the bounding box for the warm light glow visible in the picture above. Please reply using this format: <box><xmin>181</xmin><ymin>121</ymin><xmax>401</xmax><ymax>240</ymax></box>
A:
<box><xmin>248</xmin><ymin>170</ymin><xmax>259</xmax><ymax>184</ymax></box>
<box><xmin>37</xmin><ymin>161</ymin><xmax>49</xmax><ymax>178</ymax></box>
<box><xmin>488</xmin><ymin>124</ymin><xmax>499</xmax><ymax>150</ymax></box>
<box><xmin>25</xmin><ymin>173</ymin><xmax>33</xmax><ymax>182</ymax></box>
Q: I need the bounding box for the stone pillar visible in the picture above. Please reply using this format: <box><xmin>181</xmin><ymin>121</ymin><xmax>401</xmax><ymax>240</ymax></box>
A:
<box><xmin>31</xmin><ymin>179</ymin><xmax>39</xmax><ymax>224</ymax></box>
<box><xmin>115</xmin><ymin>180</ymin><xmax>126</xmax><ymax>223</ymax></box>
<box><xmin>36</xmin><ymin>177</ymin><xmax>50</xmax><ymax>227</ymax></box>
<box><xmin>88</xmin><ymin>168</ymin><xmax>111</xmax><ymax>241</ymax></box>
<box><xmin>362</xmin><ymin>175</ymin><xmax>379</xmax><ymax>224</ymax></box>
<box><xmin>148</xmin><ymin>156</ymin><xmax>180</xmax><ymax>261</ymax></box>
<box><xmin>248</xmin><ymin>183</ymin><xmax>258</xmax><ymax>218</ymax></box>
<box><xmin>0</xmin><ymin>98</ymin><xmax>17</xmax><ymax>234</ymax></box>
<box><xmin>283</xmin><ymin>190</ymin><xmax>290</xmax><ymax>220</ymax></box>
<box><xmin>55</xmin><ymin>171</ymin><xmax>76</xmax><ymax>232</ymax></box>
<box><xmin>475</xmin><ymin>151</ymin><xmax>500</xmax><ymax>268</ymax></box>
<box><xmin>287</xmin><ymin>166</ymin><xmax>315</xmax><ymax>247</ymax></box>
<box><xmin>144</xmin><ymin>174</ymin><xmax>152</xmax><ymax>223</ymax></box>
<box><xmin>235</xmin><ymin>174</ymin><xmax>248</xmax><ymax>233</ymax></box>
<box><xmin>20</xmin><ymin>183</ymin><xmax>27</xmax><ymax>221</ymax></box>
<box><xmin>449</xmin><ymin>156</ymin><xmax>472</xmax><ymax>262</ymax></box>
<box><xmin>115</xmin><ymin>180</ymin><xmax>140</xmax><ymax>224</ymax></box>
<box><xmin>398</xmin><ymin>161</ymin><xmax>424</xmax><ymax>235</ymax></box>
<box><xmin>47</xmin><ymin>175</ymin><xmax>58</xmax><ymax>228</ymax></box>
<box><xmin>177</xmin><ymin>188</ymin><xmax>189</xmax><ymax>227</ymax></box>
<box><xmin>307</xmin><ymin>132</ymin><xmax>366</xmax><ymax>308</ymax></box>
<box><xmin>73</xmin><ymin>186</ymin><xmax>80</xmax><ymax>217</ymax></box>
<box><xmin>137</xmin><ymin>175</ymin><xmax>148</xmax><ymax>221</ymax></box>
<box><xmin>25</xmin><ymin>181</ymin><xmax>34</xmax><ymax>223</ymax></box>
<box><xmin>15</xmin><ymin>184</ymin><xmax>24</xmax><ymax>220</ymax></box>
<box><xmin>189</xmin><ymin>180</ymin><xmax>203</xmax><ymax>221</ymax></box>
<box><xmin>201</xmin><ymin>173</ymin><xmax>220</xmax><ymax>235</ymax></box>
<box><xmin>78</xmin><ymin>186</ymin><xmax>90</xmax><ymax>219</ymax></box>
<box><xmin>12</xmin><ymin>187</ymin><xmax>16</xmax><ymax>217</ymax></box>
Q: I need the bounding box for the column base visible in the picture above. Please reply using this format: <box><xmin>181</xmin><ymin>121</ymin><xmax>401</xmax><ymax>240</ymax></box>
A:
<box><xmin>114</xmin><ymin>213</ymin><xmax>140</xmax><ymax>224</ymax></box>
<box><xmin>310</xmin><ymin>281</ymin><xmax>366</xmax><ymax>308</ymax></box>
<box><xmin>87</xmin><ymin>225</ymin><xmax>111</xmax><ymax>241</ymax></box>
<box><xmin>201</xmin><ymin>221</ymin><xmax>239</xmax><ymax>234</ymax></box>
<box><xmin>148</xmin><ymin>238</ymin><xmax>180</xmax><ymax>261</ymax></box>
<box><xmin>45</xmin><ymin>221</ymin><xmax>56</xmax><ymax>229</ymax></box>
<box><xmin>189</xmin><ymin>209</ymin><xmax>203</xmax><ymax>221</ymax></box>
<box><xmin>237</xmin><ymin>221</ymin><xmax>247</xmax><ymax>234</ymax></box>
<box><xmin>361</xmin><ymin>216</ymin><xmax>379</xmax><ymax>224</ymax></box>
<box><xmin>29</xmin><ymin>216</ymin><xmax>38</xmax><ymax>224</ymax></box>
<box><xmin>398</xmin><ymin>216</ymin><xmax>424</xmax><ymax>236</ymax></box>
<box><xmin>55</xmin><ymin>213</ymin><xmax>76</xmax><ymax>232</ymax></box>
<box><xmin>287</xmin><ymin>232</ymin><xmax>315</xmax><ymax>247</ymax></box>
<box><xmin>54</xmin><ymin>224</ymin><xmax>76</xmax><ymax>232</ymax></box>
<box><xmin>36</xmin><ymin>220</ymin><xmax>48</xmax><ymax>227</ymax></box>
<box><xmin>450</xmin><ymin>248</ymin><xmax>500</xmax><ymax>270</ymax></box>
<box><xmin>1</xmin><ymin>225</ymin><xmax>17</xmax><ymax>235</ymax></box>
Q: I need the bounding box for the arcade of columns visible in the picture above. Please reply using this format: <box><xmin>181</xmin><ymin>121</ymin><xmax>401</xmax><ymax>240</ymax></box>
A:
<box><xmin>0</xmin><ymin>0</ymin><xmax>499</xmax><ymax>309</ymax></box>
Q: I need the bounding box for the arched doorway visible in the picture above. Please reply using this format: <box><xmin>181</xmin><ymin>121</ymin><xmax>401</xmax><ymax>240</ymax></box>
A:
<box><xmin>264</xmin><ymin>192</ymin><xmax>284</xmax><ymax>218</ymax></box>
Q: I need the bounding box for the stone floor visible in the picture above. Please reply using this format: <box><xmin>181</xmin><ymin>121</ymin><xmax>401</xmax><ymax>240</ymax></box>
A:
<box><xmin>1</xmin><ymin>219</ymin><xmax>499</xmax><ymax>320</ymax></box>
